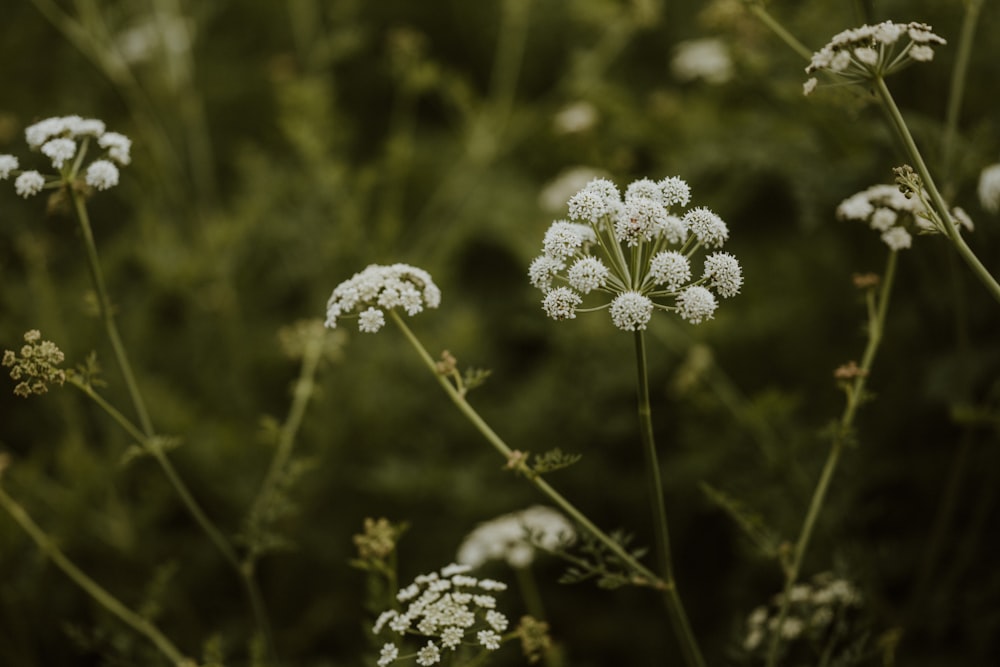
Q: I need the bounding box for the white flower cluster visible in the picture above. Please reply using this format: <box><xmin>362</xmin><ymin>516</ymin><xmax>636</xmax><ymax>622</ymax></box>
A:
<box><xmin>804</xmin><ymin>21</ymin><xmax>946</xmax><ymax>95</ymax></box>
<box><xmin>456</xmin><ymin>506</ymin><xmax>576</xmax><ymax>569</ymax></box>
<box><xmin>529</xmin><ymin>177</ymin><xmax>742</xmax><ymax>330</ymax></box>
<box><xmin>979</xmin><ymin>161</ymin><xmax>1000</xmax><ymax>214</ymax></box>
<box><xmin>373</xmin><ymin>563</ymin><xmax>509</xmax><ymax>666</ymax></box>
<box><xmin>0</xmin><ymin>115</ymin><xmax>131</xmax><ymax>198</ymax></box>
<box><xmin>324</xmin><ymin>264</ymin><xmax>441</xmax><ymax>333</ymax></box>
<box><xmin>837</xmin><ymin>183</ymin><xmax>973</xmax><ymax>251</ymax></box>
<box><xmin>671</xmin><ymin>38</ymin><xmax>733</xmax><ymax>85</ymax></box>
<box><xmin>743</xmin><ymin>573</ymin><xmax>863</xmax><ymax>653</ymax></box>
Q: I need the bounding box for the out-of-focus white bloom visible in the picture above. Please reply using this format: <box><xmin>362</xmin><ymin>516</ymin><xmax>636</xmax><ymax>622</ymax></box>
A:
<box><xmin>14</xmin><ymin>171</ymin><xmax>45</xmax><ymax>198</ymax></box>
<box><xmin>85</xmin><ymin>159</ymin><xmax>120</xmax><ymax>190</ymax></box>
<box><xmin>325</xmin><ymin>264</ymin><xmax>440</xmax><ymax>332</ymax></box>
<box><xmin>553</xmin><ymin>101</ymin><xmax>598</xmax><ymax>134</ymax></box>
<box><xmin>837</xmin><ymin>182</ymin><xmax>970</xmax><ymax>250</ymax></box>
<box><xmin>372</xmin><ymin>563</ymin><xmax>509</xmax><ymax>664</ymax></box>
<box><xmin>978</xmin><ymin>162</ymin><xmax>1000</xmax><ymax>214</ymax></box>
<box><xmin>530</xmin><ymin>176</ymin><xmax>741</xmax><ymax>329</ymax></box>
<box><xmin>98</xmin><ymin>132</ymin><xmax>132</xmax><ymax>165</ymax></box>
<box><xmin>457</xmin><ymin>506</ymin><xmax>575</xmax><ymax>569</ymax></box>
<box><xmin>0</xmin><ymin>154</ymin><xmax>19</xmax><ymax>179</ymax></box>
<box><xmin>671</xmin><ymin>38</ymin><xmax>733</xmax><ymax>84</ymax></box>
<box><xmin>805</xmin><ymin>21</ymin><xmax>946</xmax><ymax>95</ymax></box>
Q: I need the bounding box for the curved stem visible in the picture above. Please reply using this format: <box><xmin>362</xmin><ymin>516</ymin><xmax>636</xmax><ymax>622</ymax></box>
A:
<box><xmin>744</xmin><ymin>2</ymin><xmax>813</xmax><ymax>61</ymax></box>
<box><xmin>0</xmin><ymin>485</ymin><xmax>192</xmax><ymax>666</ymax></box>
<box><xmin>765</xmin><ymin>250</ymin><xmax>897</xmax><ymax>667</ymax></box>
<box><xmin>873</xmin><ymin>78</ymin><xmax>1000</xmax><ymax>304</ymax></box>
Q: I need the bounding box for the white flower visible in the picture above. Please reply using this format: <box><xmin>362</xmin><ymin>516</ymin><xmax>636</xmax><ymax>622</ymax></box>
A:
<box><xmin>325</xmin><ymin>264</ymin><xmax>440</xmax><ymax>330</ymax></box>
<box><xmin>609</xmin><ymin>291</ymin><xmax>654</xmax><ymax>331</ymax></box>
<box><xmin>649</xmin><ymin>251</ymin><xmax>691</xmax><ymax>291</ymax></box>
<box><xmin>676</xmin><ymin>286</ymin><xmax>717</xmax><ymax>324</ymax></box>
<box><xmin>978</xmin><ymin>162</ymin><xmax>1000</xmax><ymax>214</ymax></box>
<box><xmin>683</xmin><ymin>206</ymin><xmax>729</xmax><ymax>247</ymax></box>
<box><xmin>702</xmin><ymin>252</ymin><xmax>743</xmax><ymax>298</ymax></box>
<box><xmin>457</xmin><ymin>506</ymin><xmax>575</xmax><ymax>569</ymax></box>
<box><xmin>567</xmin><ymin>256</ymin><xmax>610</xmax><ymax>294</ymax></box>
<box><xmin>553</xmin><ymin>101</ymin><xmax>598</xmax><ymax>134</ymax></box>
<box><xmin>15</xmin><ymin>171</ymin><xmax>45</xmax><ymax>198</ymax></box>
<box><xmin>659</xmin><ymin>176</ymin><xmax>691</xmax><ymax>207</ymax></box>
<box><xmin>99</xmin><ymin>131</ymin><xmax>132</xmax><ymax>165</ymax></box>
<box><xmin>881</xmin><ymin>227</ymin><xmax>912</xmax><ymax>250</ymax></box>
<box><xmin>485</xmin><ymin>610</ymin><xmax>508</xmax><ymax>633</ymax></box>
<box><xmin>543</xmin><ymin>221</ymin><xmax>595</xmax><ymax>259</ymax></box>
<box><xmin>85</xmin><ymin>159</ymin><xmax>120</xmax><ymax>190</ymax></box>
<box><xmin>615</xmin><ymin>196</ymin><xmax>667</xmax><ymax>246</ymax></box>
<box><xmin>41</xmin><ymin>138</ymin><xmax>77</xmax><ymax>169</ymax></box>
<box><xmin>0</xmin><ymin>154</ymin><xmax>18</xmax><ymax>179</ymax></box>
<box><xmin>567</xmin><ymin>178</ymin><xmax>621</xmax><ymax>223</ymax></box>
<box><xmin>869</xmin><ymin>207</ymin><xmax>897</xmax><ymax>231</ymax></box>
<box><xmin>377</xmin><ymin>643</ymin><xmax>399</xmax><ymax>666</ymax></box>
<box><xmin>671</xmin><ymin>38</ymin><xmax>733</xmax><ymax>84</ymax></box>
<box><xmin>416</xmin><ymin>641</ymin><xmax>441</xmax><ymax>666</ymax></box>
<box><xmin>528</xmin><ymin>255</ymin><xmax>564</xmax><ymax>292</ymax></box>
<box><xmin>539</xmin><ymin>167</ymin><xmax>608</xmax><ymax>212</ymax></box>
<box><xmin>477</xmin><ymin>629</ymin><xmax>502</xmax><ymax>650</ymax></box>
<box><xmin>358</xmin><ymin>307</ymin><xmax>386</xmax><ymax>333</ymax></box>
<box><xmin>541</xmin><ymin>287</ymin><xmax>581</xmax><ymax>321</ymax></box>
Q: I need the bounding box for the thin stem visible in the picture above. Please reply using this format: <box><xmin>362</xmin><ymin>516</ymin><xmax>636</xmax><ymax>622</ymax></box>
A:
<box><xmin>0</xmin><ymin>485</ymin><xmax>191</xmax><ymax>666</ymax></box>
<box><xmin>70</xmin><ymin>188</ymin><xmax>154</xmax><ymax>436</ymax></box>
<box><xmin>765</xmin><ymin>250</ymin><xmax>898</xmax><ymax>667</ymax></box>
<box><xmin>940</xmin><ymin>0</ymin><xmax>984</xmax><ymax>192</ymax></box>
<box><xmin>632</xmin><ymin>331</ymin><xmax>705</xmax><ymax>667</ymax></box>
<box><xmin>389</xmin><ymin>312</ymin><xmax>658</xmax><ymax>585</ymax></box>
<box><xmin>873</xmin><ymin>78</ymin><xmax>1000</xmax><ymax>304</ymax></box>
<box><xmin>744</xmin><ymin>2</ymin><xmax>813</xmax><ymax>61</ymax></box>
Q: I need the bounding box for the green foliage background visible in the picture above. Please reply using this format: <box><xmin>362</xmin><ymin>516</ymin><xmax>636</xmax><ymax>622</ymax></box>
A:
<box><xmin>1</xmin><ymin>0</ymin><xmax>999</xmax><ymax>665</ymax></box>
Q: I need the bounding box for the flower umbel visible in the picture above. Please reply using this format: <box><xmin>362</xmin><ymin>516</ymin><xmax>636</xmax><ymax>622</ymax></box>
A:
<box><xmin>2</xmin><ymin>330</ymin><xmax>66</xmax><ymax>398</ymax></box>
<box><xmin>324</xmin><ymin>264</ymin><xmax>441</xmax><ymax>333</ymax></box>
<box><xmin>530</xmin><ymin>176</ymin><xmax>741</xmax><ymax>329</ymax></box>
<box><xmin>372</xmin><ymin>563</ymin><xmax>510</xmax><ymax>665</ymax></box>
<box><xmin>803</xmin><ymin>21</ymin><xmax>946</xmax><ymax>95</ymax></box>
<box><xmin>456</xmin><ymin>506</ymin><xmax>576</xmax><ymax>569</ymax></box>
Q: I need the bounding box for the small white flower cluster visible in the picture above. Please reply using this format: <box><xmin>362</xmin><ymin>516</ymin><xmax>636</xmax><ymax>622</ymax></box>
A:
<box><xmin>804</xmin><ymin>21</ymin><xmax>946</xmax><ymax>95</ymax></box>
<box><xmin>373</xmin><ymin>563</ymin><xmax>509</xmax><ymax>666</ymax></box>
<box><xmin>529</xmin><ymin>177</ymin><xmax>742</xmax><ymax>330</ymax></box>
<box><xmin>0</xmin><ymin>115</ymin><xmax>131</xmax><ymax>198</ymax></box>
<box><xmin>671</xmin><ymin>38</ymin><xmax>733</xmax><ymax>85</ymax></box>
<box><xmin>324</xmin><ymin>264</ymin><xmax>441</xmax><ymax>333</ymax></box>
<box><xmin>456</xmin><ymin>506</ymin><xmax>576</xmax><ymax>569</ymax></box>
<box><xmin>743</xmin><ymin>573</ymin><xmax>862</xmax><ymax>653</ymax></box>
<box><xmin>837</xmin><ymin>183</ymin><xmax>973</xmax><ymax>251</ymax></box>
<box><xmin>979</xmin><ymin>161</ymin><xmax>1000</xmax><ymax>215</ymax></box>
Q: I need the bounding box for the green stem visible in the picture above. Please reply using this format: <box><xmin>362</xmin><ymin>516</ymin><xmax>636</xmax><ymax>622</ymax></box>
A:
<box><xmin>0</xmin><ymin>485</ymin><xmax>191</xmax><ymax>666</ymax></box>
<box><xmin>389</xmin><ymin>312</ymin><xmax>658</xmax><ymax>585</ymax></box>
<box><xmin>873</xmin><ymin>78</ymin><xmax>1000</xmax><ymax>305</ymax></box>
<box><xmin>633</xmin><ymin>333</ymin><xmax>706</xmax><ymax>667</ymax></box>
<box><xmin>765</xmin><ymin>250</ymin><xmax>897</xmax><ymax>667</ymax></box>
<box><xmin>940</xmin><ymin>0</ymin><xmax>984</xmax><ymax>192</ymax></box>
<box><xmin>70</xmin><ymin>188</ymin><xmax>154</xmax><ymax>436</ymax></box>
<box><xmin>745</xmin><ymin>2</ymin><xmax>813</xmax><ymax>61</ymax></box>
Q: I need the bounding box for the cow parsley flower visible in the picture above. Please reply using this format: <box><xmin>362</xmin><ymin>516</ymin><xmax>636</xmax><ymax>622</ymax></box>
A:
<box><xmin>41</xmin><ymin>138</ymin><xmax>77</xmax><ymax>169</ymax></box>
<box><xmin>530</xmin><ymin>176</ymin><xmax>742</xmax><ymax>329</ymax></box>
<box><xmin>85</xmin><ymin>160</ymin><xmax>120</xmax><ymax>190</ymax></box>
<box><xmin>3</xmin><ymin>330</ymin><xmax>66</xmax><ymax>398</ymax></box>
<box><xmin>14</xmin><ymin>171</ymin><xmax>46</xmax><ymax>198</ymax></box>
<box><xmin>979</xmin><ymin>162</ymin><xmax>1000</xmax><ymax>214</ymax></box>
<box><xmin>457</xmin><ymin>506</ymin><xmax>576</xmax><ymax>569</ymax></box>
<box><xmin>804</xmin><ymin>21</ymin><xmax>946</xmax><ymax>95</ymax></box>
<box><xmin>372</xmin><ymin>563</ymin><xmax>511</xmax><ymax>664</ymax></box>
<box><xmin>837</xmin><ymin>182</ymin><xmax>971</xmax><ymax>249</ymax></box>
<box><xmin>0</xmin><ymin>154</ymin><xmax>19</xmax><ymax>179</ymax></box>
<box><xmin>325</xmin><ymin>264</ymin><xmax>440</xmax><ymax>332</ymax></box>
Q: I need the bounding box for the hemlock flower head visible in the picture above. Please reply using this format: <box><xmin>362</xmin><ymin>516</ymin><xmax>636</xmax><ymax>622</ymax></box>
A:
<box><xmin>85</xmin><ymin>160</ymin><xmax>120</xmax><ymax>191</ymax></box>
<box><xmin>2</xmin><ymin>330</ymin><xmax>66</xmax><ymax>397</ymax></box>
<box><xmin>530</xmin><ymin>176</ymin><xmax>742</xmax><ymax>329</ymax></box>
<box><xmin>372</xmin><ymin>563</ymin><xmax>510</xmax><ymax>665</ymax></box>
<box><xmin>837</xmin><ymin>182</ymin><xmax>972</xmax><ymax>249</ymax></box>
<box><xmin>979</xmin><ymin>162</ymin><xmax>1000</xmax><ymax>214</ymax></box>
<box><xmin>14</xmin><ymin>171</ymin><xmax>46</xmax><ymax>198</ymax></box>
<box><xmin>804</xmin><ymin>21</ymin><xmax>946</xmax><ymax>95</ymax></box>
<box><xmin>457</xmin><ymin>506</ymin><xmax>576</xmax><ymax>569</ymax></box>
<box><xmin>324</xmin><ymin>263</ymin><xmax>440</xmax><ymax>333</ymax></box>
<box><xmin>0</xmin><ymin>154</ymin><xmax>19</xmax><ymax>179</ymax></box>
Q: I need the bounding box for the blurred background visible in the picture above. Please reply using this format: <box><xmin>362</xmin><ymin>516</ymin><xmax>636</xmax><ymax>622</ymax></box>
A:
<box><xmin>1</xmin><ymin>0</ymin><xmax>999</xmax><ymax>665</ymax></box>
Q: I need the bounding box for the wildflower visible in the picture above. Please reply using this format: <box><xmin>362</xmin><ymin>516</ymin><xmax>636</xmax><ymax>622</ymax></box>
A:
<box><xmin>457</xmin><ymin>506</ymin><xmax>575</xmax><ymax>569</ymax></box>
<box><xmin>804</xmin><ymin>21</ymin><xmax>946</xmax><ymax>94</ymax></box>
<box><xmin>553</xmin><ymin>101</ymin><xmax>598</xmax><ymax>134</ymax></box>
<box><xmin>978</xmin><ymin>162</ymin><xmax>1000</xmax><ymax>214</ymax></box>
<box><xmin>530</xmin><ymin>176</ymin><xmax>742</xmax><ymax>329</ymax></box>
<box><xmin>85</xmin><ymin>159</ymin><xmax>120</xmax><ymax>190</ymax></box>
<box><xmin>41</xmin><ymin>138</ymin><xmax>77</xmax><ymax>169</ymax></box>
<box><xmin>98</xmin><ymin>131</ymin><xmax>132</xmax><ymax>165</ymax></box>
<box><xmin>372</xmin><ymin>563</ymin><xmax>509</xmax><ymax>660</ymax></box>
<box><xmin>14</xmin><ymin>171</ymin><xmax>45</xmax><ymax>198</ymax></box>
<box><xmin>377</xmin><ymin>643</ymin><xmax>399</xmax><ymax>667</ymax></box>
<box><xmin>0</xmin><ymin>154</ymin><xmax>18</xmax><ymax>179</ymax></box>
<box><xmin>837</xmin><ymin>182</ymin><xmax>970</xmax><ymax>249</ymax></box>
<box><xmin>324</xmin><ymin>264</ymin><xmax>440</xmax><ymax>332</ymax></box>
<box><xmin>671</xmin><ymin>38</ymin><xmax>733</xmax><ymax>84</ymax></box>
<box><xmin>2</xmin><ymin>330</ymin><xmax>66</xmax><ymax>397</ymax></box>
